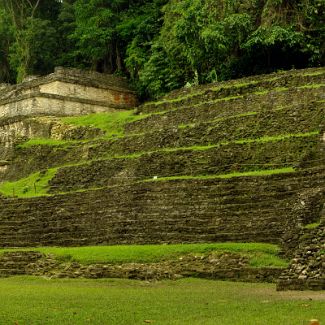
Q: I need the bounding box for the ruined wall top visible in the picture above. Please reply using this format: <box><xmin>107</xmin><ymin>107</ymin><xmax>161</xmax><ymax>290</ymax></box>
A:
<box><xmin>0</xmin><ymin>67</ymin><xmax>138</xmax><ymax>118</ymax></box>
<box><xmin>0</xmin><ymin>67</ymin><xmax>135</xmax><ymax>99</ymax></box>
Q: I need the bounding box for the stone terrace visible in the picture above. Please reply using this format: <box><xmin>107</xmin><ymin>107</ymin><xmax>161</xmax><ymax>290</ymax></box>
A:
<box><xmin>0</xmin><ymin>67</ymin><xmax>324</xmax><ymax>289</ymax></box>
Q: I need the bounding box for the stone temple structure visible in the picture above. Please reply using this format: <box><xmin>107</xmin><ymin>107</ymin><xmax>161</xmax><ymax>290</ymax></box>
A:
<box><xmin>0</xmin><ymin>67</ymin><xmax>138</xmax><ymax>119</ymax></box>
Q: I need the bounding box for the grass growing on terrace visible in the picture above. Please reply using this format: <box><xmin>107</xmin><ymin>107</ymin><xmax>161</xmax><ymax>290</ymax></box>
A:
<box><xmin>61</xmin><ymin>111</ymin><xmax>147</xmax><ymax>138</ymax></box>
<box><xmin>144</xmin><ymin>73</ymin><xmax>323</xmax><ymax>108</ymax></box>
<box><xmin>0</xmin><ymin>168</ymin><xmax>57</xmax><ymax>198</ymax></box>
<box><xmin>110</xmin><ymin>131</ymin><xmax>319</xmax><ymax>158</ymax></box>
<box><xmin>17</xmin><ymin>138</ymin><xmax>78</xmax><ymax>148</ymax></box>
<box><xmin>146</xmin><ymin>167</ymin><xmax>295</xmax><ymax>182</ymax></box>
<box><xmin>303</xmin><ymin>69</ymin><xmax>325</xmax><ymax>76</ymax></box>
<box><xmin>234</xmin><ymin>131</ymin><xmax>320</xmax><ymax>144</ymax></box>
<box><xmin>154</xmin><ymin>131</ymin><xmax>320</xmax><ymax>154</ymax></box>
<box><xmin>298</xmin><ymin>83</ymin><xmax>325</xmax><ymax>89</ymax></box>
<box><xmin>0</xmin><ymin>277</ymin><xmax>324</xmax><ymax>325</ymax></box>
<box><xmin>0</xmin><ymin>243</ymin><xmax>288</xmax><ymax>267</ymax></box>
<box><xmin>304</xmin><ymin>222</ymin><xmax>321</xmax><ymax>229</ymax></box>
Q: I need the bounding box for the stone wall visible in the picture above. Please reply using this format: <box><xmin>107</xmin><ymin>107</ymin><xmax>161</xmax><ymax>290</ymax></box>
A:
<box><xmin>0</xmin><ymin>67</ymin><xmax>138</xmax><ymax>119</ymax></box>
<box><xmin>0</xmin><ymin>167</ymin><xmax>324</xmax><ymax>247</ymax></box>
<box><xmin>0</xmin><ymin>251</ymin><xmax>282</xmax><ymax>283</ymax></box>
<box><xmin>0</xmin><ymin>116</ymin><xmax>103</xmax><ymax>168</ymax></box>
<box><xmin>277</xmin><ymin>225</ymin><xmax>325</xmax><ymax>291</ymax></box>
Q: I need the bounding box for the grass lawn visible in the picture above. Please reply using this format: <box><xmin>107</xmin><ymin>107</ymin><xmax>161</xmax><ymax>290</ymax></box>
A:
<box><xmin>0</xmin><ymin>277</ymin><xmax>323</xmax><ymax>325</ymax></box>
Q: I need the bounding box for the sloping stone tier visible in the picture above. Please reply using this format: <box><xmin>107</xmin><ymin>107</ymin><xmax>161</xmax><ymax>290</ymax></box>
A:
<box><xmin>0</xmin><ymin>167</ymin><xmax>324</xmax><ymax>248</ymax></box>
<box><xmin>48</xmin><ymin>136</ymin><xmax>322</xmax><ymax>192</ymax></box>
<box><xmin>130</xmin><ymin>87</ymin><xmax>325</xmax><ymax>134</ymax></box>
<box><xmin>94</xmin><ymin>97</ymin><xmax>325</xmax><ymax>157</ymax></box>
<box><xmin>139</xmin><ymin>67</ymin><xmax>325</xmax><ymax>114</ymax></box>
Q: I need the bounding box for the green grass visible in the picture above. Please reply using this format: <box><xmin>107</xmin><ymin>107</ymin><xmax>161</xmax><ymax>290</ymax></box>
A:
<box><xmin>0</xmin><ymin>243</ymin><xmax>287</xmax><ymax>268</ymax></box>
<box><xmin>252</xmin><ymin>90</ymin><xmax>268</xmax><ymax>95</ymax></box>
<box><xmin>61</xmin><ymin>111</ymin><xmax>147</xmax><ymax>138</ymax></box>
<box><xmin>17</xmin><ymin>138</ymin><xmax>78</xmax><ymax>148</ymax></box>
<box><xmin>146</xmin><ymin>167</ymin><xmax>295</xmax><ymax>182</ymax></box>
<box><xmin>297</xmin><ymin>83</ymin><xmax>324</xmax><ymax>89</ymax></box>
<box><xmin>304</xmin><ymin>222</ymin><xmax>321</xmax><ymax>230</ymax></box>
<box><xmin>16</xmin><ymin>111</ymin><xmax>152</xmax><ymax>148</ymax></box>
<box><xmin>0</xmin><ymin>168</ymin><xmax>57</xmax><ymax>198</ymax></box>
<box><xmin>302</xmin><ymin>70</ymin><xmax>325</xmax><ymax>76</ymax></box>
<box><xmin>159</xmin><ymin>131</ymin><xmax>319</xmax><ymax>154</ymax></box>
<box><xmin>0</xmin><ymin>277</ymin><xmax>324</xmax><ymax>325</ymax></box>
<box><xmin>234</xmin><ymin>131</ymin><xmax>320</xmax><ymax>144</ymax></box>
<box><xmin>118</xmin><ymin>131</ymin><xmax>319</xmax><ymax>157</ymax></box>
<box><xmin>146</xmin><ymin>74</ymin><xmax>313</xmax><ymax>107</ymax></box>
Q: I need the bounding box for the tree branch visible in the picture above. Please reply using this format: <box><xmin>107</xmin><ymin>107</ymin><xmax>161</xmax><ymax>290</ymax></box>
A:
<box><xmin>30</xmin><ymin>0</ymin><xmax>41</xmax><ymax>18</ymax></box>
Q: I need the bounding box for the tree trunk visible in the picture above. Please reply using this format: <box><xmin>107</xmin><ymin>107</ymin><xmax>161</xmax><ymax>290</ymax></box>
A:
<box><xmin>116</xmin><ymin>42</ymin><xmax>123</xmax><ymax>72</ymax></box>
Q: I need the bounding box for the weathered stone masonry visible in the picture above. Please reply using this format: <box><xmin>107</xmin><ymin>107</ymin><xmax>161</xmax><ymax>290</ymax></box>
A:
<box><xmin>0</xmin><ymin>67</ymin><xmax>138</xmax><ymax>119</ymax></box>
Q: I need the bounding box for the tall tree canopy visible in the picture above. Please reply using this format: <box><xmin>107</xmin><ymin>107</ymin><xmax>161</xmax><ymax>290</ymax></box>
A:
<box><xmin>0</xmin><ymin>0</ymin><xmax>324</xmax><ymax>97</ymax></box>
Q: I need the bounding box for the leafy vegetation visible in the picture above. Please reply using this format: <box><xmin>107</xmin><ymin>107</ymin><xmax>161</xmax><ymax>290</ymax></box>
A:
<box><xmin>0</xmin><ymin>277</ymin><xmax>324</xmax><ymax>325</ymax></box>
<box><xmin>0</xmin><ymin>243</ymin><xmax>288</xmax><ymax>268</ymax></box>
<box><xmin>0</xmin><ymin>0</ymin><xmax>323</xmax><ymax>98</ymax></box>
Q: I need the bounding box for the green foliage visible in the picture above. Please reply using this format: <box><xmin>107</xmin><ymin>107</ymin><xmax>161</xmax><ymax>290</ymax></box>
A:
<box><xmin>0</xmin><ymin>0</ymin><xmax>323</xmax><ymax>95</ymax></box>
<box><xmin>0</xmin><ymin>0</ymin><xmax>61</xmax><ymax>81</ymax></box>
<box><xmin>139</xmin><ymin>0</ymin><xmax>324</xmax><ymax>95</ymax></box>
<box><xmin>0</xmin><ymin>8</ymin><xmax>14</xmax><ymax>82</ymax></box>
<box><xmin>120</xmin><ymin>0</ymin><xmax>168</xmax><ymax>80</ymax></box>
<box><xmin>139</xmin><ymin>43</ymin><xmax>186</xmax><ymax>98</ymax></box>
<box><xmin>72</xmin><ymin>0</ymin><xmax>116</xmax><ymax>70</ymax></box>
<box><xmin>9</xmin><ymin>17</ymin><xmax>58</xmax><ymax>81</ymax></box>
<box><xmin>69</xmin><ymin>0</ymin><xmax>168</xmax><ymax>75</ymax></box>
